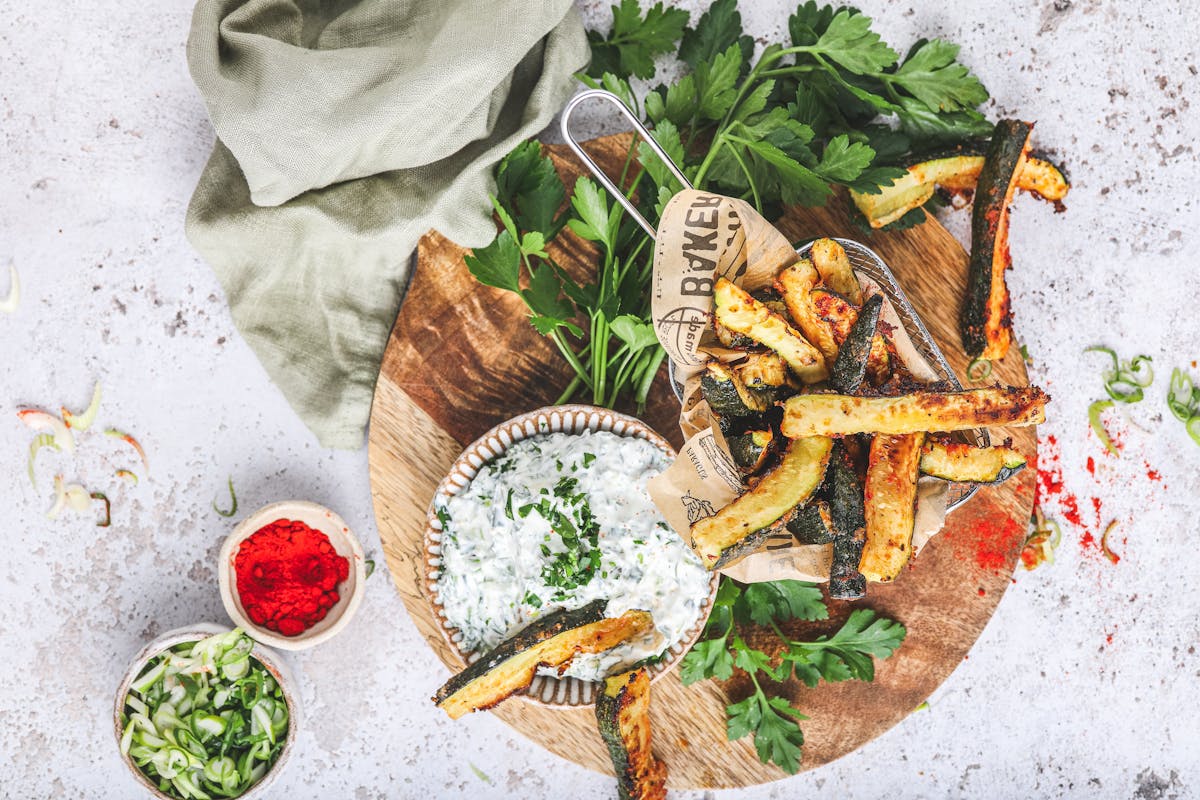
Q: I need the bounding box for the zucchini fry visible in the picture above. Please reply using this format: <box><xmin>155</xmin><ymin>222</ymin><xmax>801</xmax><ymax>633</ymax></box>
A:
<box><xmin>714</xmin><ymin>278</ymin><xmax>828</xmax><ymax>383</ymax></box>
<box><xmin>780</xmin><ymin>387</ymin><xmax>1047</xmax><ymax>437</ymax></box>
<box><xmin>860</xmin><ymin>433</ymin><xmax>926</xmax><ymax>582</ymax></box>
<box><xmin>774</xmin><ymin>261</ymin><xmax>840</xmax><ymax>367</ymax></box>
<box><xmin>690</xmin><ymin>436</ymin><xmax>833</xmax><ymax>569</ymax></box>
<box><xmin>434</xmin><ymin>603</ymin><xmax>654</xmax><ymax>719</ymax></box>
<box><xmin>919</xmin><ymin>439</ymin><xmax>1026</xmax><ymax>484</ymax></box>
<box><xmin>809</xmin><ymin>238</ymin><xmax>863</xmax><ymax>304</ymax></box>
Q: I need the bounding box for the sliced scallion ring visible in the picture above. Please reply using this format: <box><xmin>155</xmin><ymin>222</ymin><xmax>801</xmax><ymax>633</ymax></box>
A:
<box><xmin>1088</xmin><ymin>400</ymin><xmax>1118</xmax><ymax>457</ymax></box>
<box><xmin>1187</xmin><ymin>416</ymin><xmax>1200</xmax><ymax>447</ymax></box>
<box><xmin>1100</xmin><ymin>520</ymin><xmax>1121</xmax><ymax>564</ymax></box>
<box><xmin>966</xmin><ymin>356</ymin><xmax>992</xmax><ymax>382</ymax></box>
<box><xmin>1168</xmin><ymin>368</ymin><xmax>1197</xmax><ymax>421</ymax></box>
<box><xmin>0</xmin><ymin>264</ymin><xmax>19</xmax><ymax>314</ymax></box>
<box><xmin>27</xmin><ymin>433</ymin><xmax>59</xmax><ymax>490</ymax></box>
<box><xmin>62</xmin><ymin>381</ymin><xmax>102</xmax><ymax>431</ymax></box>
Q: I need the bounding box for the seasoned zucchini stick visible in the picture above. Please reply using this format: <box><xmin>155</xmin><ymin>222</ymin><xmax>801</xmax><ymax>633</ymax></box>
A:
<box><xmin>596</xmin><ymin>669</ymin><xmax>667</xmax><ymax>800</ymax></box>
<box><xmin>960</xmin><ymin>119</ymin><xmax>1033</xmax><ymax>361</ymax></box>
<box><xmin>434</xmin><ymin>602</ymin><xmax>654</xmax><ymax>719</ymax></box>
<box><xmin>701</xmin><ymin>362</ymin><xmax>772</xmax><ymax>417</ymax></box>
<box><xmin>780</xmin><ymin>387</ymin><xmax>1047</xmax><ymax>437</ymax></box>
<box><xmin>774</xmin><ymin>261</ymin><xmax>840</xmax><ymax>367</ymax></box>
<box><xmin>860</xmin><ymin>433</ymin><xmax>926</xmax><ymax>582</ymax></box>
<box><xmin>826</xmin><ymin>443</ymin><xmax>868</xmax><ymax>599</ymax></box>
<box><xmin>829</xmin><ymin>294</ymin><xmax>884</xmax><ymax>394</ymax></box>
<box><xmin>809</xmin><ymin>238</ymin><xmax>863</xmax><ymax>304</ymax></box>
<box><xmin>714</xmin><ymin>278</ymin><xmax>828</xmax><ymax>383</ymax></box>
<box><xmin>919</xmin><ymin>439</ymin><xmax>1026</xmax><ymax>484</ymax></box>
<box><xmin>690</xmin><ymin>436</ymin><xmax>833</xmax><ymax>569</ymax></box>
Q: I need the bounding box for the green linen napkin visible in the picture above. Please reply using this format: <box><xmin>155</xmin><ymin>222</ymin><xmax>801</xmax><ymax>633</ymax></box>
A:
<box><xmin>185</xmin><ymin>0</ymin><xmax>588</xmax><ymax>448</ymax></box>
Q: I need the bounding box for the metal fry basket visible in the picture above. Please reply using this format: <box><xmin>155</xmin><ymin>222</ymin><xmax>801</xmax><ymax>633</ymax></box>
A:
<box><xmin>560</xmin><ymin>90</ymin><xmax>984</xmax><ymax>511</ymax></box>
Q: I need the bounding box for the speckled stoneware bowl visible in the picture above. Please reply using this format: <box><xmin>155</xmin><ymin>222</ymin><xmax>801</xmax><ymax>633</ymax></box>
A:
<box><xmin>423</xmin><ymin>404</ymin><xmax>720</xmax><ymax>708</ymax></box>
<box><xmin>113</xmin><ymin>623</ymin><xmax>301</xmax><ymax>800</ymax></box>
<box><xmin>218</xmin><ymin>500</ymin><xmax>367</xmax><ymax>651</ymax></box>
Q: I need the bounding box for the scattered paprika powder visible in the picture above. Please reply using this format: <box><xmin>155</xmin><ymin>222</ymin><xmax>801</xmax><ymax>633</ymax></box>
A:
<box><xmin>235</xmin><ymin>518</ymin><xmax>350</xmax><ymax>637</ymax></box>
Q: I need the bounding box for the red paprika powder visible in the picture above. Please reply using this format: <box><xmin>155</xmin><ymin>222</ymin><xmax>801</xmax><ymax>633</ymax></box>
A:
<box><xmin>235</xmin><ymin>518</ymin><xmax>350</xmax><ymax>637</ymax></box>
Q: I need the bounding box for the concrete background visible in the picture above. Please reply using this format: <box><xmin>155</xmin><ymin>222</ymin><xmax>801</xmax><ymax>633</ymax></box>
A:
<box><xmin>1</xmin><ymin>0</ymin><xmax>1198</xmax><ymax>797</ymax></box>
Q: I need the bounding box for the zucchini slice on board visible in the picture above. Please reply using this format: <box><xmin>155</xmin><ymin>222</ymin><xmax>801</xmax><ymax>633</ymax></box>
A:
<box><xmin>829</xmin><ymin>294</ymin><xmax>884</xmax><ymax>394</ymax></box>
<box><xmin>919</xmin><ymin>439</ymin><xmax>1026</xmax><ymax>483</ymax></box>
<box><xmin>690</xmin><ymin>436</ymin><xmax>833</xmax><ymax>569</ymax></box>
<box><xmin>849</xmin><ymin>145</ymin><xmax>1070</xmax><ymax>228</ymax></box>
<box><xmin>434</xmin><ymin>602</ymin><xmax>654</xmax><ymax>719</ymax></box>
<box><xmin>596</xmin><ymin>669</ymin><xmax>667</xmax><ymax>800</ymax></box>
<box><xmin>780</xmin><ymin>386</ymin><xmax>1047</xmax><ymax>437</ymax></box>
<box><xmin>827</xmin><ymin>443</ymin><xmax>868</xmax><ymax>599</ymax></box>
<box><xmin>774</xmin><ymin>261</ymin><xmax>840</xmax><ymax>367</ymax></box>
<box><xmin>960</xmin><ymin>119</ymin><xmax>1034</xmax><ymax>361</ymax></box>
<box><xmin>860</xmin><ymin>433</ymin><xmax>926</xmax><ymax>583</ymax></box>
<box><xmin>714</xmin><ymin>278</ymin><xmax>828</xmax><ymax>383</ymax></box>
<box><xmin>809</xmin><ymin>238</ymin><xmax>863</xmax><ymax>304</ymax></box>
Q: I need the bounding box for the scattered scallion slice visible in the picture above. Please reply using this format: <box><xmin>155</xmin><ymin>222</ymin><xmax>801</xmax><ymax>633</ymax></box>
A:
<box><xmin>0</xmin><ymin>264</ymin><xmax>18</xmax><ymax>314</ymax></box>
<box><xmin>1085</xmin><ymin>346</ymin><xmax>1153</xmax><ymax>405</ymax></box>
<box><xmin>27</xmin><ymin>433</ymin><xmax>59</xmax><ymax>490</ymax></box>
<box><xmin>364</xmin><ymin>559</ymin><xmax>376</xmax><ymax>579</ymax></box>
<box><xmin>1168</xmin><ymin>368</ymin><xmax>1196</xmax><ymax>421</ymax></box>
<box><xmin>17</xmin><ymin>409</ymin><xmax>75</xmax><ymax>454</ymax></box>
<box><xmin>1100</xmin><ymin>520</ymin><xmax>1121</xmax><ymax>564</ymax></box>
<box><xmin>116</xmin><ymin>469</ymin><xmax>139</xmax><ymax>485</ymax></box>
<box><xmin>1021</xmin><ymin>508</ymin><xmax>1062</xmax><ymax>571</ymax></box>
<box><xmin>212</xmin><ymin>476</ymin><xmax>237</xmax><ymax>518</ymax></box>
<box><xmin>1187</xmin><ymin>416</ymin><xmax>1200</xmax><ymax>447</ymax></box>
<box><xmin>105</xmin><ymin>428</ymin><xmax>149</xmax><ymax>472</ymax></box>
<box><xmin>966</xmin><ymin>356</ymin><xmax>992</xmax><ymax>382</ymax></box>
<box><xmin>92</xmin><ymin>492</ymin><xmax>111</xmax><ymax>527</ymax></box>
<box><xmin>63</xmin><ymin>381</ymin><xmax>102</xmax><ymax>431</ymax></box>
<box><xmin>121</xmin><ymin>629</ymin><xmax>287</xmax><ymax>799</ymax></box>
<box><xmin>1088</xmin><ymin>400</ymin><xmax>1118</xmax><ymax>457</ymax></box>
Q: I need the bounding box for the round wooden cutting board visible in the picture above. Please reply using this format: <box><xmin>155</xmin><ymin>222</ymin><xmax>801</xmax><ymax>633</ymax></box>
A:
<box><xmin>367</xmin><ymin>133</ymin><xmax>1036</xmax><ymax>789</ymax></box>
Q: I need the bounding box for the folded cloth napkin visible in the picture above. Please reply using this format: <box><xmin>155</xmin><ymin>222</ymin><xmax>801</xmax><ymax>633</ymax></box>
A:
<box><xmin>185</xmin><ymin>0</ymin><xmax>588</xmax><ymax>448</ymax></box>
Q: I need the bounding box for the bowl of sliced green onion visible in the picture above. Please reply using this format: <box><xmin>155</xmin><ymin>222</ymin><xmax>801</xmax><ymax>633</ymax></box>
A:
<box><xmin>114</xmin><ymin>624</ymin><xmax>300</xmax><ymax>799</ymax></box>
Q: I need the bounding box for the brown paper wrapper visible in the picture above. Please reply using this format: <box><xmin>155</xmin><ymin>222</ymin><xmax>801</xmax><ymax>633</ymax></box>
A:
<box><xmin>645</xmin><ymin>190</ymin><xmax>949</xmax><ymax>583</ymax></box>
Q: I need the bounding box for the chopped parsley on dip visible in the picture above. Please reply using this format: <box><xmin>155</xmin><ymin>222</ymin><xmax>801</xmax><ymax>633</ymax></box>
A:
<box><xmin>434</xmin><ymin>430</ymin><xmax>710</xmax><ymax>681</ymax></box>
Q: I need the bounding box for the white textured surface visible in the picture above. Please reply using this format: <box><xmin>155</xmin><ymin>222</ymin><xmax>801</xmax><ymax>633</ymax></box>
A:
<box><xmin>2</xmin><ymin>1</ymin><xmax>1198</xmax><ymax>798</ymax></box>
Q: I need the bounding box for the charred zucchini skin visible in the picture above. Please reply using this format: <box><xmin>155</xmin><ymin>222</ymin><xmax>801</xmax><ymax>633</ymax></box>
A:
<box><xmin>827</xmin><ymin>443</ymin><xmax>867</xmax><ymax>599</ymax></box>
<box><xmin>701</xmin><ymin>363</ymin><xmax>769</xmax><ymax>417</ymax></box>
<box><xmin>727</xmin><ymin>429</ymin><xmax>775</xmax><ymax>474</ymax></box>
<box><xmin>830</xmin><ymin>294</ymin><xmax>884</xmax><ymax>394</ymax></box>
<box><xmin>787</xmin><ymin>500</ymin><xmax>835</xmax><ymax>545</ymax></box>
<box><xmin>596</xmin><ymin>670</ymin><xmax>667</xmax><ymax>800</ymax></box>
<box><xmin>435</xmin><ymin>600</ymin><xmax>634</xmax><ymax>716</ymax></box>
<box><xmin>960</xmin><ymin>119</ymin><xmax>1033</xmax><ymax>360</ymax></box>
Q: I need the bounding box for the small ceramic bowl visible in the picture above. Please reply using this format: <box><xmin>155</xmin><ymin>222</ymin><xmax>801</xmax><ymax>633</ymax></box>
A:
<box><xmin>218</xmin><ymin>500</ymin><xmax>366</xmax><ymax>651</ymax></box>
<box><xmin>114</xmin><ymin>623</ymin><xmax>301</xmax><ymax>800</ymax></box>
<box><xmin>423</xmin><ymin>404</ymin><xmax>720</xmax><ymax>708</ymax></box>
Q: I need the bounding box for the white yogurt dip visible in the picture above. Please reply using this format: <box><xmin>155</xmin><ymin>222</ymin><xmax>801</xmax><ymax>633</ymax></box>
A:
<box><xmin>434</xmin><ymin>430</ymin><xmax>711</xmax><ymax>681</ymax></box>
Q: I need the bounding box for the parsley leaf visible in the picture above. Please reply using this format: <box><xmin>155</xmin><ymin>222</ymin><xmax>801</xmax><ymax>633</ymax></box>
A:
<box><xmin>888</xmin><ymin>38</ymin><xmax>989</xmax><ymax>113</ymax></box>
<box><xmin>464</xmin><ymin>230</ymin><xmax>520</xmax><ymax>293</ymax></box>
<box><xmin>679</xmin><ymin>0</ymin><xmax>754</xmax><ymax>71</ymax></box>
<box><xmin>736</xmin><ymin>580</ymin><xmax>828</xmax><ymax>625</ymax></box>
<box><xmin>493</xmin><ymin>141</ymin><xmax>566</xmax><ymax>238</ymax></box>
<box><xmin>808</xmin><ymin>9</ymin><xmax>898</xmax><ymax>75</ymax></box>
<box><xmin>587</xmin><ymin>0</ymin><xmax>689</xmax><ymax>80</ymax></box>
<box><xmin>694</xmin><ymin>43</ymin><xmax>743</xmax><ymax>120</ymax></box>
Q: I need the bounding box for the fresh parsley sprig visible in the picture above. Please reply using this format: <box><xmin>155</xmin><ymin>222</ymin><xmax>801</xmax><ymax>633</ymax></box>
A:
<box><xmin>467</xmin><ymin>0</ymin><xmax>998</xmax><ymax>411</ymax></box>
<box><xmin>680</xmin><ymin>578</ymin><xmax>906</xmax><ymax>774</ymax></box>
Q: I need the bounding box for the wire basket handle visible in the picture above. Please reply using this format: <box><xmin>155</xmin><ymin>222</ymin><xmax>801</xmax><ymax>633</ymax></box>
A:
<box><xmin>560</xmin><ymin>89</ymin><xmax>694</xmax><ymax>238</ymax></box>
